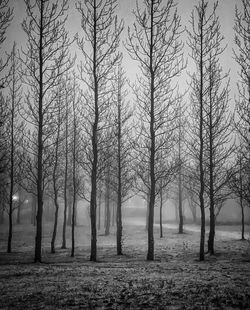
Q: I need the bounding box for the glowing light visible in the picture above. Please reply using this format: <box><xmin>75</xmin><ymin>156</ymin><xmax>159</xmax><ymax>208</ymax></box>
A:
<box><xmin>12</xmin><ymin>195</ymin><xmax>19</xmax><ymax>201</ymax></box>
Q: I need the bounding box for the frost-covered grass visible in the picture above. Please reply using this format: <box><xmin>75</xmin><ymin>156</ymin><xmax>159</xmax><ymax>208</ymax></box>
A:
<box><xmin>0</xmin><ymin>222</ymin><xmax>250</xmax><ymax>309</ymax></box>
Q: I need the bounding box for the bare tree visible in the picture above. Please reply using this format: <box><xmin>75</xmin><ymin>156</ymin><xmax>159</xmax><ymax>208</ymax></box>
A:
<box><xmin>187</xmin><ymin>0</ymin><xmax>224</xmax><ymax>261</ymax></box>
<box><xmin>228</xmin><ymin>147</ymin><xmax>249</xmax><ymax>240</ymax></box>
<box><xmin>6</xmin><ymin>43</ymin><xmax>23</xmax><ymax>253</ymax></box>
<box><xmin>76</xmin><ymin>0</ymin><xmax>123</xmax><ymax>261</ymax></box>
<box><xmin>113</xmin><ymin>65</ymin><xmax>134</xmax><ymax>255</ymax></box>
<box><xmin>127</xmin><ymin>0</ymin><xmax>184</xmax><ymax>260</ymax></box>
<box><xmin>204</xmin><ymin>48</ymin><xmax>233</xmax><ymax>255</ymax></box>
<box><xmin>70</xmin><ymin>74</ymin><xmax>82</xmax><ymax>258</ymax></box>
<box><xmin>49</xmin><ymin>81</ymin><xmax>65</xmax><ymax>254</ymax></box>
<box><xmin>61</xmin><ymin>76</ymin><xmax>72</xmax><ymax>249</ymax></box>
<box><xmin>233</xmin><ymin>0</ymin><xmax>250</xmax><ymax>208</ymax></box>
<box><xmin>21</xmin><ymin>0</ymin><xmax>72</xmax><ymax>262</ymax></box>
<box><xmin>0</xmin><ymin>0</ymin><xmax>13</xmax><ymax>87</ymax></box>
<box><xmin>0</xmin><ymin>0</ymin><xmax>13</xmax><ymax>186</ymax></box>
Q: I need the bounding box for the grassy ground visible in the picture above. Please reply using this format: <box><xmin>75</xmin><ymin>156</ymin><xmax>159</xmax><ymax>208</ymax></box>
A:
<box><xmin>0</xmin><ymin>221</ymin><xmax>250</xmax><ymax>309</ymax></box>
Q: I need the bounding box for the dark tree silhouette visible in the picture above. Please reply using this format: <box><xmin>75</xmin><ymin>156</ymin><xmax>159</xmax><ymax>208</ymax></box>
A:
<box><xmin>127</xmin><ymin>0</ymin><xmax>184</xmax><ymax>260</ymax></box>
<box><xmin>113</xmin><ymin>65</ymin><xmax>134</xmax><ymax>255</ymax></box>
<box><xmin>233</xmin><ymin>0</ymin><xmax>250</xmax><ymax>208</ymax></box>
<box><xmin>76</xmin><ymin>0</ymin><xmax>123</xmax><ymax>261</ymax></box>
<box><xmin>6</xmin><ymin>43</ymin><xmax>23</xmax><ymax>253</ymax></box>
<box><xmin>187</xmin><ymin>0</ymin><xmax>224</xmax><ymax>261</ymax></box>
<box><xmin>21</xmin><ymin>0</ymin><xmax>72</xmax><ymax>262</ymax></box>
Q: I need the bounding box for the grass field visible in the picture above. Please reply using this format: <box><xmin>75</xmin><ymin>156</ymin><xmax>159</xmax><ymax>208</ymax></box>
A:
<box><xmin>0</xmin><ymin>221</ymin><xmax>250</xmax><ymax>309</ymax></box>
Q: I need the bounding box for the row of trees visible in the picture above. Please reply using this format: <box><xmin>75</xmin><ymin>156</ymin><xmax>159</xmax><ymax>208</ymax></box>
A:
<box><xmin>0</xmin><ymin>0</ymin><xmax>249</xmax><ymax>263</ymax></box>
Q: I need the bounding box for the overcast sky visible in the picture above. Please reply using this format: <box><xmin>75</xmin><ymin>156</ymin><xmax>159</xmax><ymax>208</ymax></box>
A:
<box><xmin>5</xmin><ymin>0</ymin><xmax>242</xmax><ymax>108</ymax></box>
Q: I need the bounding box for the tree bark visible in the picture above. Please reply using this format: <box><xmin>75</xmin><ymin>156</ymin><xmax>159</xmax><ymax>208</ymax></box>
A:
<box><xmin>147</xmin><ymin>0</ymin><xmax>155</xmax><ymax>261</ymax></box>
<box><xmin>51</xmin><ymin>102</ymin><xmax>61</xmax><ymax>254</ymax></box>
<box><xmin>34</xmin><ymin>0</ymin><xmax>44</xmax><ymax>263</ymax></box>
<box><xmin>208</xmin><ymin>67</ymin><xmax>215</xmax><ymax>255</ymax></box>
<box><xmin>178</xmin><ymin>168</ymin><xmax>183</xmax><ymax>234</ymax></box>
<box><xmin>67</xmin><ymin>192</ymin><xmax>72</xmax><ymax>226</ymax></box>
<box><xmin>90</xmin><ymin>0</ymin><xmax>98</xmax><ymax>262</ymax></box>
<box><xmin>62</xmin><ymin>93</ymin><xmax>69</xmax><ymax>249</ymax></box>
<box><xmin>117</xmin><ymin>86</ymin><xmax>122</xmax><ymax>255</ymax></box>
<box><xmin>98</xmin><ymin>190</ymin><xmax>101</xmax><ymax>231</ymax></box>
<box><xmin>7</xmin><ymin>50</ymin><xmax>15</xmax><ymax>253</ymax></box>
<box><xmin>160</xmin><ymin>186</ymin><xmax>163</xmax><ymax>238</ymax></box>
<box><xmin>239</xmin><ymin>155</ymin><xmax>245</xmax><ymax>240</ymax></box>
<box><xmin>105</xmin><ymin>167</ymin><xmax>110</xmax><ymax>236</ymax></box>
<box><xmin>198</xmin><ymin>2</ymin><xmax>206</xmax><ymax>261</ymax></box>
<box><xmin>71</xmin><ymin>75</ymin><xmax>77</xmax><ymax>258</ymax></box>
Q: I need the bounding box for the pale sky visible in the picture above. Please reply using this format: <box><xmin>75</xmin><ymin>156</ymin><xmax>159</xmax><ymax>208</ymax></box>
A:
<box><xmin>4</xmin><ymin>0</ymin><xmax>242</xmax><ymax>108</ymax></box>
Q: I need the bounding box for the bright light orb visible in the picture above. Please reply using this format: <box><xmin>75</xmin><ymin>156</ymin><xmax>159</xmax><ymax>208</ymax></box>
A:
<box><xmin>12</xmin><ymin>195</ymin><xmax>19</xmax><ymax>201</ymax></box>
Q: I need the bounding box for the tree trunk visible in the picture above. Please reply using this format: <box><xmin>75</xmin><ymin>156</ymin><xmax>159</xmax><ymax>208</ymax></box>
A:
<box><xmin>51</xmin><ymin>102</ymin><xmax>61</xmax><ymax>254</ymax></box>
<box><xmin>105</xmin><ymin>168</ymin><xmax>110</xmax><ymax>236</ymax></box>
<box><xmin>198</xmin><ymin>5</ymin><xmax>205</xmax><ymax>262</ymax></box>
<box><xmin>67</xmin><ymin>192</ymin><xmax>72</xmax><ymax>226</ymax></box>
<box><xmin>35</xmin><ymin>0</ymin><xmax>44</xmax><ymax>263</ymax></box>
<box><xmin>7</xmin><ymin>201</ymin><xmax>13</xmax><ymax>253</ymax></box>
<box><xmin>160</xmin><ymin>186</ymin><xmax>163</xmax><ymax>238</ymax></box>
<box><xmin>90</xmin><ymin>0</ymin><xmax>98</xmax><ymax>262</ymax></box>
<box><xmin>117</xmin><ymin>86</ymin><xmax>122</xmax><ymax>255</ymax></box>
<box><xmin>208</xmin><ymin>74</ymin><xmax>215</xmax><ymax>255</ymax></box>
<box><xmin>146</xmin><ymin>192</ymin><xmax>150</xmax><ymax>231</ymax></box>
<box><xmin>51</xmin><ymin>197</ymin><xmax>59</xmax><ymax>254</ymax></box>
<box><xmin>239</xmin><ymin>155</ymin><xmax>245</xmax><ymax>240</ymax></box>
<box><xmin>147</xmin><ymin>0</ymin><xmax>155</xmax><ymax>261</ymax></box>
<box><xmin>240</xmin><ymin>198</ymin><xmax>245</xmax><ymax>241</ymax></box>
<box><xmin>62</xmin><ymin>95</ymin><xmax>68</xmax><ymax>249</ymax></box>
<box><xmin>7</xmin><ymin>63</ymin><xmax>15</xmax><ymax>253</ymax></box>
<box><xmin>71</xmin><ymin>75</ymin><xmax>77</xmax><ymax>258</ymax></box>
<box><xmin>98</xmin><ymin>190</ymin><xmax>101</xmax><ymax>231</ymax></box>
<box><xmin>178</xmin><ymin>170</ymin><xmax>183</xmax><ymax>234</ymax></box>
<box><xmin>71</xmin><ymin>197</ymin><xmax>76</xmax><ymax>257</ymax></box>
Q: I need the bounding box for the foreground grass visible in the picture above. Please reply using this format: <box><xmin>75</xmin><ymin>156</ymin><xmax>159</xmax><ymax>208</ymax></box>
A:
<box><xmin>0</xmin><ymin>223</ymin><xmax>250</xmax><ymax>309</ymax></box>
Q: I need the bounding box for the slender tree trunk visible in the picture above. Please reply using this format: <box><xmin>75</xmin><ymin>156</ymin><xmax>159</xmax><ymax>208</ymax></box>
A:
<box><xmin>62</xmin><ymin>95</ymin><xmax>69</xmax><ymax>249</ymax></box>
<box><xmin>51</xmin><ymin>103</ymin><xmax>61</xmax><ymax>254</ymax></box>
<box><xmin>35</xmin><ymin>0</ymin><xmax>44</xmax><ymax>263</ymax></box>
<box><xmin>98</xmin><ymin>190</ymin><xmax>101</xmax><ymax>231</ymax></box>
<box><xmin>160</xmin><ymin>186</ymin><xmax>163</xmax><ymax>238</ymax></box>
<box><xmin>178</xmin><ymin>168</ymin><xmax>183</xmax><ymax>234</ymax></box>
<box><xmin>90</xmin><ymin>0</ymin><xmax>98</xmax><ymax>262</ymax></box>
<box><xmin>7</xmin><ymin>57</ymin><xmax>15</xmax><ymax>253</ymax></box>
<box><xmin>117</xmin><ymin>86</ymin><xmax>122</xmax><ymax>255</ymax></box>
<box><xmin>71</xmin><ymin>76</ymin><xmax>77</xmax><ymax>258</ymax></box>
<box><xmin>51</xmin><ymin>194</ymin><xmax>59</xmax><ymax>253</ymax></box>
<box><xmin>67</xmin><ymin>192</ymin><xmax>72</xmax><ymax>226</ymax></box>
<box><xmin>75</xmin><ymin>203</ymin><xmax>77</xmax><ymax>226</ymax></box>
<box><xmin>198</xmin><ymin>4</ymin><xmax>205</xmax><ymax>261</ymax></box>
<box><xmin>147</xmin><ymin>0</ymin><xmax>155</xmax><ymax>261</ymax></box>
<box><xmin>71</xmin><ymin>197</ymin><xmax>76</xmax><ymax>257</ymax></box>
<box><xmin>105</xmin><ymin>166</ymin><xmax>111</xmax><ymax>236</ymax></box>
<box><xmin>208</xmin><ymin>73</ymin><xmax>215</xmax><ymax>255</ymax></box>
<box><xmin>240</xmin><ymin>197</ymin><xmax>245</xmax><ymax>240</ymax></box>
<box><xmin>178</xmin><ymin>98</ymin><xmax>183</xmax><ymax>234</ymax></box>
<box><xmin>239</xmin><ymin>155</ymin><xmax>245</xmax><ymax>240</ymax></box>
<box><xmin>146</xmin><ymin>192</ymin><xmax>150</xmax><ymax>231</ymax></box>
